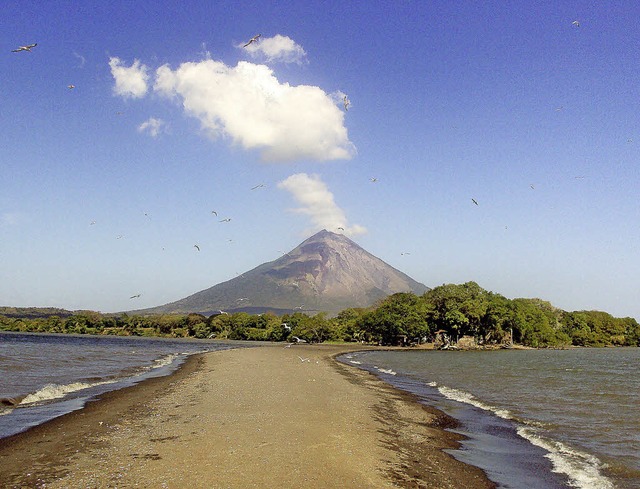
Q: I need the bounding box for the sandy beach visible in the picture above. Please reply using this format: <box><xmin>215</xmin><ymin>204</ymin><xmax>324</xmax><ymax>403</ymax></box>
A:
<box><xmin>0</xmin><ymin>344</ymin><xmax>495</xmax><ymax>488</ymax></box>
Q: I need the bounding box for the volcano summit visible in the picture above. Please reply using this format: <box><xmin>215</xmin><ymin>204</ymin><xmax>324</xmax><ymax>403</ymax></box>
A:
<box><xmin>135</xmin><ymin>230</ymin><xmax>428</xmax><ymax>316</ymax></box>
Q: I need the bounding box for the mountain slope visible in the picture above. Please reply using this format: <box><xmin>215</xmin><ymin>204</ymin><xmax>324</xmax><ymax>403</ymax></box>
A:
<box><xmin>134</xmin><ymin>230</ymin><xmax>428</xmax><ymax>315</ymax></box>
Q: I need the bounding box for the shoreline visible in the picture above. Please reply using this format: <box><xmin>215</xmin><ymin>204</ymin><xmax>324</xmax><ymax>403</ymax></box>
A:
<box><xmin>0</xmin><ymin>344</ymin><xmax>496</xmax><ymax>488</ymax></box>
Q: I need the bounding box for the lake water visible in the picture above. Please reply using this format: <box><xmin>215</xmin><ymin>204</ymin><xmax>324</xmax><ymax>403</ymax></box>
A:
<box><xmin>2</xmin><ymin>332</ymin><xmax>637</xmax><ymax>488</ymax></box>
<box><xmin>338</xmin><ymin>348</ymin><xmax>640</xmax><ymax>489</ymax></box>
<box><xmin>0</xmin><ymin>331</ymin><xmax>241</xmax><ymax>439</ymax></box>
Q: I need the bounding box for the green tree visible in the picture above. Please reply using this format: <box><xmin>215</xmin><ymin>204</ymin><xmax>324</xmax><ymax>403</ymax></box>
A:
<box><xmin>357</xmin><ymin>293</ymin><xmax>429</xmax><ymax>345</ymax></box>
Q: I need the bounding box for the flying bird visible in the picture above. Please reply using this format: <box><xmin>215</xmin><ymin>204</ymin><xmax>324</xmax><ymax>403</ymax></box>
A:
<box><xmin>401</xmin><ymin>252</ymin><xmax>411</xmax><ymax>256</ymax></box>
<box><xmin>89</xmin><ymin>220</ymin><xmax>96</xmax><ymax>225</ymax></box>
<box><xmin>337</xmin><ymin>227</ymin><xmax>345</xmax><ymax>231</ymax></box>
<box><xmin>130</xmin><ymin>294</ymin><xmax>141</xmax><ymax>299</ymax></box>
<box><xmin>572</xmin><ymin>20</ymin><xmax>580</xmax><ymax>27</ymax></box>
<box><xmin>251</xmin><ymin>183</ymin><xmax>265</xmax><ymax>190</ymax></box>
<box><xmin>343</xmin><ymin>95</ymin><xmax>350</xmax><ymax>111</ymax></box>
<box><xmin>472</xmin><ymin>198</ymin><xmax>479</xmax><ymax>206</ymax></box>
<box><xmin>219</xmin><ymin>218</ymin><xmax>231</xmax><ymax>222</ymax></box>
<box><xmin>243</xmin><ymin>34</ymin><xmax>261</xmax><ymax>47</ymax></box>
<box><xmin>211</xmin><ymin>210</ymin><xmax>218</xmax><ymax>216</ymax></box>
<box><xmin>12</xmin><ymin>43</ymin><xmax>37</xmax><ymax>53</ymax></box>
<box><xmin>370</xmin><ymin>177</ymin><xmax>378</xmax><ymax>183</ymax></box>
<box><xmin>194</xmin><ymin>244</ymin><xmax>200</xmax><ymax>251</ymax></box>
<box><xmin>116</xmin><ymin>235</ymin><xmax>124</xmax><ymax>239</ymax></box>
<box><xmin>67</xmin><ymin>85</ymin><xmax>75</xmax><ymax>90</ymax></box>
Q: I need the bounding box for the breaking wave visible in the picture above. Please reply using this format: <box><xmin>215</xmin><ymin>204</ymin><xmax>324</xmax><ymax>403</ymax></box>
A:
<box><xmin>19</xmin><ymin>380</ymin><xmax>118</xmax><ymax>407</ymax></box>
<box><xmin>10</xmin><ymin>353</ymin><xmax>183</xmax><ymax>411</ymax></box>
<box><xmin>431</xmin><ymin>381</ymin><xmax>614</xmax><ymax>489</ymax></box>
<box><xmin>373</xmin><ymin>366</ymin><xmax>397</xmax><ymax>376</ymax></box>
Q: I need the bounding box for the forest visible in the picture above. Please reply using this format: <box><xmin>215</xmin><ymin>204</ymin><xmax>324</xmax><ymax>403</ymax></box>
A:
<box><xmin>1</xmin><ymin>282</ymin><xmax>638</xmax><ymax>348</ymax></box>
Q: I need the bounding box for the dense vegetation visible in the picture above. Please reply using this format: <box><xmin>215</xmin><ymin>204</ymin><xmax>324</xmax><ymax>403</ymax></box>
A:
<box><xmin>1</xmin><ymin>282</ymin><xmax>638</xmax><ymax>348</ymax></box>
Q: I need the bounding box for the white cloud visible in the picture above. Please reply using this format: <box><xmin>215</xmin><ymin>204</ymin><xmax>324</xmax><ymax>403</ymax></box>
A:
<box><xmin>242</xmin><ymin>35</ymin><xmax>307</xmax><ymax>64</ymax></box>
<box><xmin>278</xmin><ymin>173</ymin><xmax>366</xmax><ymax>236</ymax></box>
<box><xmin>154</xmin><ymin>59</ymin><xmax>355</xmax><ymax>162</ymax></box>
<box><xmin>109</xmin><ymin>57</ymin><xmax>149</xmax><ymax>98</ymax></box>
<box><xmin>137</xmin><ymin>117</ymin><xmax>166</xmax><ymax>138</ymax></box>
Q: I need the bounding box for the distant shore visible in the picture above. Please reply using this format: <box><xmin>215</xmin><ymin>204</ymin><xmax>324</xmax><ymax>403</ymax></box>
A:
<box><xmin>0</xmin><ymin>344</ymin><xmax>495</xmax><ymax>488</ymax></box>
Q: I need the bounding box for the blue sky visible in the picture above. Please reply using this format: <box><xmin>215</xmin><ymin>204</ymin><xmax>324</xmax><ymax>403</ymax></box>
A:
<box><xmin>2</xmin><ymin>1</ymin><xmax>639</xmax><ymax>319</ymax></box>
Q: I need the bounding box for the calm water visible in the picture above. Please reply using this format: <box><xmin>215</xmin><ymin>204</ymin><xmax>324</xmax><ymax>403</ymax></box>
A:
<box><xmin>339</xmin><ymin>348</ymin><xmax>640</xmax><ymax>489</ymax></box>
<box><xmin>0</xmin><ymin>332</ymin><xmax>243</xmax><ymax>439</ymax></box>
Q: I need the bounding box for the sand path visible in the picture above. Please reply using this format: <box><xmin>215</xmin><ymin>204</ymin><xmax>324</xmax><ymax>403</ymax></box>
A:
<box><xmin>0</xmin><ymin>344</ymin><xmax>495</xmax><ymax>488</ymax></box>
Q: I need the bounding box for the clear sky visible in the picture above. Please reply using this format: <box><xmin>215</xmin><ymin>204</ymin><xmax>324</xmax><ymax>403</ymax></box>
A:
<box><xmin>2</xmin><ymin>1</ymin><xmax>639</xmax><ymax>319</ymax></box>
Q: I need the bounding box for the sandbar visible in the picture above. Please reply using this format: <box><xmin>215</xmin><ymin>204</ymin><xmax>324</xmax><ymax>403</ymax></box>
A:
<box><xmin>0</xmin><ymin>344</ymin><xmax>495</xmax><ymax>488</ymax></box>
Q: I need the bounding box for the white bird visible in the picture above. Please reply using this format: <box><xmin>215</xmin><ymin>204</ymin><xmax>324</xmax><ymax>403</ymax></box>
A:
<box><xmin>236</xmin><ymin>297</ymin><xmax>249</xmax><ymax>302</ymax></box>
<box><xmin>243</xmin><ymin>34</ymin><xmax>261</xmax><ymax>47</ymax></box>
<box><xmin>211</xmin><ymin>210</ymin><xmax>218</xmax><ymax>216</ymax></box>
<box><xmin>116</xmin><ymin>235</ymin><xmax>124</xmax><ymax>239</ymax></box>
<box><xmin>194</xmin><ymin>244</ymin><xmax>201</xmax><ymax>251</ymax></box>
<box><xmin>67</xmin><ymin>85</ymin><xmax>75</xmax><ymax>90</ymax></box>
<box><xmin>343</xmin><ymin>95</ymin><xmax>350</xmax><ymax>111</ymax></box>
<box><xmin>282</xmin><ymin>322</ymin><xmax>291</xmax><ymax>331</ymax></box>
<box><xmin>89</xmin><ymin>220</ymin><xmax>96</xmax><ymax>225</ymax></box>
<box><xmin>130</xmin><ymin>294</ymin><xmax>141</xmax><ymax>299</ymax></box>
<box><xmin>251</xmin><ymin>183</ymin><xmax>265</xmax><ymax>190</ymax></box>
<box><xmin>370</xmin><ymin>177</ymin><xmax>378</xmax><ymax>183</ymax></box>
<box><xmin>298</xmin><ymin>356</ymin><xmax>310</xmax><ymax>363</ymax></box>
<box><xmin>12</xmin><ymin>43</ymin><xmax>37</xmax><ymax>53</ymax></box>
<box><xmin>216</xmin><ymin>310</ymin><xmax>229</xmax><ymax>315</ymax></box>
<box><xmin>292</xmin><ymin>336</ymin><xmax>307</xmax><ymax>343</ymax></box>
<box><xmin>401</xmin><ymin>252</ymin><xmax>411</xmax><ymax>256</ymax></box>
<box><xmin>219</xmin><ymin>218</ymin><xmax>231</xmax><ymax>222</ymax></box>
<box><xmin>472</xmin><ymin>198</ymin><xmax>479</xmax><ymax>206</ymax></box>
<box><xmin>572</xmin><ymin>20</ymin><xmax>580</xmax><ymax>27</ymax></box>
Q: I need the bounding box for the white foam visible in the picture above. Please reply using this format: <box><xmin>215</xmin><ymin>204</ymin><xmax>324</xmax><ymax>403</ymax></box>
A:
<box><xmin>151</xmin><ymin>353</ymin><xmax>179</xmax><ymax>369</ymax></box>
<box><xmin>19</xmin><ymin>380</ymin><xmax>116</xmax><ymax>406</ymax></box>
<box><xmin>376</xmin><ymin>367</ymin><xmax>397</xmax><ymax>376</ymax></box>
<box><xmin>430</xmin><ymin>381</ymin><xmax>613</xmax><ymax>489</ymax></box>
<box><xmin>517</xmin><ymin>426</ymin><xmax>614</xmax><ymax>489</ymax></box>
<box><xmin>436</xmin><ymin>385</ymin><xmax>514</xmax><ymax>420</ymax></box>
<box><xmin>349</xmin><ymin>360</ymin><xmax>362</xmax><ymax>365</ymax></box>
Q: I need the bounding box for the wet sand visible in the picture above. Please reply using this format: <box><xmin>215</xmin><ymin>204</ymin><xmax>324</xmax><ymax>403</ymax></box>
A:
<box><xmin>0</xmin><ymin>344</ymin><xmax>495</xmax><ymax>488</ymax></box>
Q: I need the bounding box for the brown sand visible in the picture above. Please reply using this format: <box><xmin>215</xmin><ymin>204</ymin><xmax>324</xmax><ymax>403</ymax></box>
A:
<box><xmin>0</xmin><ymin>344</ymin><xmax>495</xmax><ymax>488</ymax></box>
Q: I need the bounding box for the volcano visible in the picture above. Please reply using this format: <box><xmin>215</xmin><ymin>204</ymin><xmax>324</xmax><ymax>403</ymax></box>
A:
<box><xmin>134</xmin><ymin>230</ymin><xmax>429</xmax><ymax>316</ymax></box>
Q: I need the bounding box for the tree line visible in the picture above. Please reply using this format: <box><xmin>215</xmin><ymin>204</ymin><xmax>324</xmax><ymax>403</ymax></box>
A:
<box><xmin>1</xmin><ymin>282</ymin><xmax>638</xmax><ymax>348</ymax></box>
